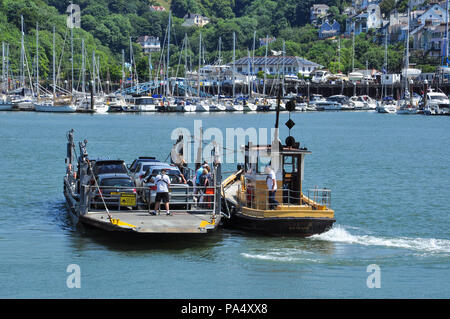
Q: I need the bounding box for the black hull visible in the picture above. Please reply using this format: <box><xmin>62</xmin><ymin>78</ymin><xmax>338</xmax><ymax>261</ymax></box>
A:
<box><xmin>223</xmin><ymin>212</ymin><xmax>335</xmax><ymax>237</ymax></box>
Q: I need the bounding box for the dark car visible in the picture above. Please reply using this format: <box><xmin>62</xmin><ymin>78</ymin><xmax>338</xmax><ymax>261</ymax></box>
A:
<box><xmin>91</xmin><ymin>173</ymin><xmax>137</xmax><ymax>209</ymax></box>
<box><xmin>91</xmin><ymin>159</ymin><xmax>128</xmax><ymax>177</ymax></box>
<box><xmin>128</xmin><ymin>157</ymin><xmax>160</xmax><ymax>173</ymax></box>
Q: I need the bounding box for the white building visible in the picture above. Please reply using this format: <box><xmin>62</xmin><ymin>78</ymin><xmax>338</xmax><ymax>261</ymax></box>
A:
<box><xmin>231</xmin><ymin>56</ymin><xmax>323</xmax><ymax>77</ymax></box>
<box><xmin>137</xmin><ymin>36</ymin><xmax>161</xmax><ymax>53</ymax></box>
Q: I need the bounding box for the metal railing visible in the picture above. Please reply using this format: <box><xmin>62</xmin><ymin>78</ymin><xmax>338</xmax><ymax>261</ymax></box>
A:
<box><xmin>86</xmin><ymin>185</ymin><xmax>218</xmax><ymax>214</ymax></box>
<box><xmin>239</xmin><ymin>187</ymin><xmax>331</xmax><ymax>211</ymax></box>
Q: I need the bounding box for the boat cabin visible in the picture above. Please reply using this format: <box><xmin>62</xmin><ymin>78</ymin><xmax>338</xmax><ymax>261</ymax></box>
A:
<box><xmin>239</xmin><ymin>141</ymin><xmax>312</xmax><ymax>210</ymax></box>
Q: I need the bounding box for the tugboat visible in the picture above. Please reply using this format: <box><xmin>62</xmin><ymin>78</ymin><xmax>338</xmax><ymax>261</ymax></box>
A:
<box><xmin>221</xmin><ymin>90</ymin><xmax>335</xmax><ymax>236</ymax></box>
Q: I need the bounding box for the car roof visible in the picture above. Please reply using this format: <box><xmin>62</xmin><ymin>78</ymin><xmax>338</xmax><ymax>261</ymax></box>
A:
<box><xmin>146</xmin><ymin>165</ymin><xmax>179</xmax><ymax>172</ymax></box>
<box><xmin>94</xmin><ymin>160</ymin><xmax>125</xmax><ymax>164</ymax></box>
<box><xmin>97</xmin><ymin>173</ymin><xmax>131</xmax><ymax>180</ymax></box>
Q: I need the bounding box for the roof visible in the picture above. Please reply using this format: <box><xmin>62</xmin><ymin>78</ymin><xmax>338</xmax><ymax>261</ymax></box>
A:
<box><xmin>232</xmin><ymin>56</ymin><xmax>322</xmax><ymax>68</ymax></box>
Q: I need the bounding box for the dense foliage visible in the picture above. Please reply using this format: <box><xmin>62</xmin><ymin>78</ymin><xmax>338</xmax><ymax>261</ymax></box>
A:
<box><xmin>0</xmin><ymin>0</ymin><xmax>439</xmax><ymax>86</ymax></box>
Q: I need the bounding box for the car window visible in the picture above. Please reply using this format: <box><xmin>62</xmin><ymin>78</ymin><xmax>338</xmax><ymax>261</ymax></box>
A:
<box><xmin>95</xmin><ymin>164</ymin><xmax>127</xmax><ymax>175</ymax></box>
<box><xmin>100</xmin><ymin>178</ymin><xmax>134</xmax><ymax>187</ymax></box>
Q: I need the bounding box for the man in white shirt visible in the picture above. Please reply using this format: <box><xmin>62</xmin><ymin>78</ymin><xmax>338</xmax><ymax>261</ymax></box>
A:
<box><xmin>265</xmin><ymin>165</ymin><xmax>278</xmax><ymax>210</ymax></box>
<box><xmin>153</xmin><ymin>169</ymin><xmax>171</xmax><ymax>216</ymax></box>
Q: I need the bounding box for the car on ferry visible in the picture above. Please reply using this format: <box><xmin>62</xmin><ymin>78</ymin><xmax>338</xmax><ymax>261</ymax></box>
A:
<box><xmin>128</xmin><ymin>157</ymin><xmax>161</xmax><ymax>180</ymax></box>
<box><xmin>91</xmin><ymin>173</ymin><xmax>137</xmax><ymax>209</ymax></box>
<box><xmin>91</xmin><ymin>159</ymin><xmax>128</xmax><ymax>178</ymax></box>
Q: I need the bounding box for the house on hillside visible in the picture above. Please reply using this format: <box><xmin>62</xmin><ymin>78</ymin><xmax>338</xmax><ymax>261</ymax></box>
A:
<box><xmin>181</xmin><ymin>13</ymin><xmax>210</xmax><ymax>27</ymax></box>
<box><xmin>319</xmin><ymin>20</ymin><xmax>341</xmax><ymax>38</ymax></box>
<box><xmin>150</xmin><ymin>5</ymin><xmax>166</xmax><ymax>12</ymax></box>
<box><xmin>416</xmin><ymin>4</ymin><xmax>448</xmax><ymax>26</ymax></box>
<box><xmin>137</xmin><ymin>36</ymin><xmax>161</xmax><ymax>53</ymax></box>
<box><xmin>259</xmin><ymin>37</ymin><xmax>276</xmax><ymax>47</ymax></box>
<box><xmin>310</xmin><ymin>4</ymin><xmax>330</xmax><ymax>25</ymax></box>
<box><xmin>346</xmin><ymin>4</ymin><xmax>382</xmax><ymax>35</ymax></box>
<box><xmin>412</xmin><ymin>21</ymin><xmax>450</xmax><ymax>59</ymax></box>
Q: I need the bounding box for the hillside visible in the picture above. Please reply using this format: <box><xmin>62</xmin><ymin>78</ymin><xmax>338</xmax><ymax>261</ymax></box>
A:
<box><xmin>0</xmin><ymin>0</ymin><xmax>437</xmax><ymax>85</ymax></box>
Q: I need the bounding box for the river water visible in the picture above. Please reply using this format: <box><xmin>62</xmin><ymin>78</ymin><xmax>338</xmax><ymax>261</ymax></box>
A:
<box><xmin>0</xmin><ymin>110</ymin><xmax>448</xmax><ymax>298</ymax></box>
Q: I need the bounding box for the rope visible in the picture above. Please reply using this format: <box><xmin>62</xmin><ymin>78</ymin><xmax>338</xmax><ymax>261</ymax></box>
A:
<box><xmin>86</xmin><ymin>159</ymin><xmax>112</xmax><ymax>221</ymax></box>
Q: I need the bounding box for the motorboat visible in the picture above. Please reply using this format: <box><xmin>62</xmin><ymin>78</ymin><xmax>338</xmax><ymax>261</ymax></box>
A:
<box><xmin>106</xmin><ymin>95</ymin><xmax>127</xmax><ymax>112</ymax></box>
<box><xmin>376</xmin><ymin>97</ymin><xmax>397</xmax><ymax>114</ymax></box>
<box><xmin>327</xmin><ymin>95</ymin><xmax>353</xmax><ymax>110</ymax></box>
<box><xmin>134</xmin><ymin>96</ymin><xmax>159</xmax><ymax>112</ymax></box>
<box><xmin>0</xmin><ymin>94</ymin><xmax>12</xmax><ymax>111</ymax></box>
<box><xmin>422</xmin><ymin>90</ymin><xmax>450</xmax><ymax>115</ymax></box>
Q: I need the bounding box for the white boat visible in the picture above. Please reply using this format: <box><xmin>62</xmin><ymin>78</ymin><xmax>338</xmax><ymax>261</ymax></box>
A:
<box><xmin>76</xmin><ymin>96</ymin><xmax>108</xmax><ymax>113</ymax></box>
<box><xmin>196</xmin><ymin>99</ymin><xmax>210</xmax><ymax>112</ymax></box>
<box><xmin>134</xmin><ymin>96</ymin><xmax>158</xmax><ymax>112</ymax></box>
<box><xmin>35</xmin><ymin>96</ymin><xmax>77</xmax><ymax>113</ymax></box>
<box><xmin>350</xmin><ymin>95</ymin><xmax>378</xmax><ymax>110</ymax></box>
<box><xmin>327</xmin><ymin>95</ymin><xmax>352</xmax><ymax>110</ymax></box>
<box><xmin>348</xmin><ymin>72</ymin><xmax>364</xmax><ymax>82</ymax></box>
<box><xmin>0</xmin><ymin>94</ymin><xmax>12</xmax><ymax>110</ymax></box>
<box><xmin>209</xmin><ymin>100</ymin><xmax>227</xmax><ymax>112</ymax></box>
<box><xmin>376</xmin><ymin>97</ymin><xmax>397</xmax><ymax>114</ymax></box>
<box><xmin>422</xmin><ymin>90</ymin><xmax>450</xmax><ymax>115</ymax></box>
<box><xmin>315</xmin><ymin>100</ymin><xmax>342</xmax><ymax>111</ymax></box>
<box><xmin>106</xmin><ymin>95</ymin><xmax>127</xmax><ymax>112</ymax></box>
<box><xmin>243</xmin><ymin>100</ymin><xmax>257</xmax><ymax>112</ymax></box>
<box><xmin>401</xmin><ymin>68</ymin><xmax>421</xmax><ymax>79</ymax></box>
<box><xmin>224</xmin><ymin>100</ymin><xmax>242</xmax><ymax>112</ymax></box>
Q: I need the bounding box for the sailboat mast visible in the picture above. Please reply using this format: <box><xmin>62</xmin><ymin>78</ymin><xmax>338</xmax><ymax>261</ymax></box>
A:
<box><xmin>21</xmin><ymin>15</ymin><xmax>25</xmax><ymax>89</ymax></box>
<box><xmin>36</xmin><ymin>22</ymin><xmax>39</xmax><ymax>98</ymax></box>
<box><xmin>352</xmin><ymin>22</ymin><xmax>355</xmax><ymax>72</ymax></box>
<box><xmin>121</xmin><ymin>49</ymin><xmax>124</xmax><ymax>92</ymax></box>
<box><xmin>282</xmin><ymin>40</ymin><xmax>285</xmax><ymax>96</ymax></box>
<box><xmin>70</xmin><ymin>1</ymin><xmax>74</xmax><ymax>93</ymax></box>
<box><xmin>166</xmin><ymin>11</ymin><xmax>171</xmax><ymax>96</ymax></box>
<box><xmin>263</xmin><ymin>34</ymin><xmax>268</xmax><ymax>96</ymax></box>
<box><xmin>92</xmin><ymin>50</ymin><xmax>96</xmax><ymax>96</ymax></box>
<box><xmin>446</xmin><ymin>0</ymin><xmax>449</xmax><ymax>65</ymax></box>
<box><xmin>198</xmin><ymin>32</ymin><xmax>201</xmax><ymax>97</ymax></box>
<box><xmin>53</xmin><ymin>26</ymin><xmax>56</xmax><ymax>98</ymax></box>
<box><xmin>251</xmin><ymin>30</ymin><xmax>256</xmax><ymax>96</ymax></box>
<box><xmin>232</xmin><ymin>31</ymin><xmax>236</xmax><ymax>98</ymax></box>
<box><xmin>81</xmin><ymin>39</ymin><xmax>85</xmax><ymax>94</ymax></box>
<box><xmin>218</xmin><ymin>36</ymin><xmax>222</xmax><ymax>97</ymax></box>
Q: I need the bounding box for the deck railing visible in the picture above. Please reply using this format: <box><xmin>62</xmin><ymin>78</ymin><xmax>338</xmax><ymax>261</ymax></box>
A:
<box><xmin>239</xmin><ymin>187</ymin><xmax>331</xmax><ymax>211</ymax></box>
<box><xmin>86</xmin><ymin>185</ymin><xmax>218</xmax><ymax>214</ymax></box>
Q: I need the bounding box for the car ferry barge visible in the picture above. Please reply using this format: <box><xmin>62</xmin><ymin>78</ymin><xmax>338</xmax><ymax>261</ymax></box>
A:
<box><xmin>63</xmin><ymin>130</ymin><xmax>222</xmax><ymax>235</ymax></box>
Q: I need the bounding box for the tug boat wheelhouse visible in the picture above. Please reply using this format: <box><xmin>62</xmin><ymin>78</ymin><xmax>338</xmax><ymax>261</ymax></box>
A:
<box><xmin>222</xmin><ymin>95</ymin><xmax>335</xmax><ymax>236</ymax></box>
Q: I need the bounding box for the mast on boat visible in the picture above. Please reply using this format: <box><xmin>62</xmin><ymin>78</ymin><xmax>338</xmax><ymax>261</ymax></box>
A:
<box><xmin>166</xmin><ymin>11</ymin><xmax>171</xmax><ymax>97</ymax></box>
<box><xmin>36</xmin><ymin>22</ymin><xmax>39</xmax><ymax>99</ymax></box>
<box><xmin>53</xmin><ymin>26</ymin><xmax>56</xmax><ymax>99</ymax></box>
<box><xmin>263</xmin><ymin>34</ymin><xmax>268</xmax><ymax>97</ymax></box>
<box><xmin>232</xmin><ymin>32</ymin><xmax>236</xmax><ymax>99</ymax></box>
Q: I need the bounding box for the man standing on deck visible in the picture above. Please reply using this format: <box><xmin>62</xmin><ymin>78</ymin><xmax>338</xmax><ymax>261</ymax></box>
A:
<box><xmin>266</xmin><ymin>165</ymin><xmax>278</xmax><ymax>210</ymax></box>
<box><xmin>153</xmin><ymin>169</ymin><xmax>171</xmax><ymax>216</ymax></box>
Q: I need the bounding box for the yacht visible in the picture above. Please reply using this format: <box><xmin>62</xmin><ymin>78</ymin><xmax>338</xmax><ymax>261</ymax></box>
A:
<box><xmin>35</xmin><ymin>96</ymin><xmax>77</xmax><ymax>113</ymax></box>
<box><xmin>422</xmin><ymin>90</ymin><xmax>450</xmax><ymax>115</ymax></box>
<box><xmin>134</xmin><ymin>96</ymin><xmax>159</xmax><ymax>112</ymax></box>
<box><xmin>376</xmin><ymin>97</ymin><xmax>397</xmax><ymax>114</ymax></box>
<box><xmin>327</xmin><ymin>95</ymin><xmax>353</xmax><ymax>110</ymax></box>
<box><xmin>0</xmin><ymin>94</ymin><xmax>12</xmax><ymax>111</ymax></box>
